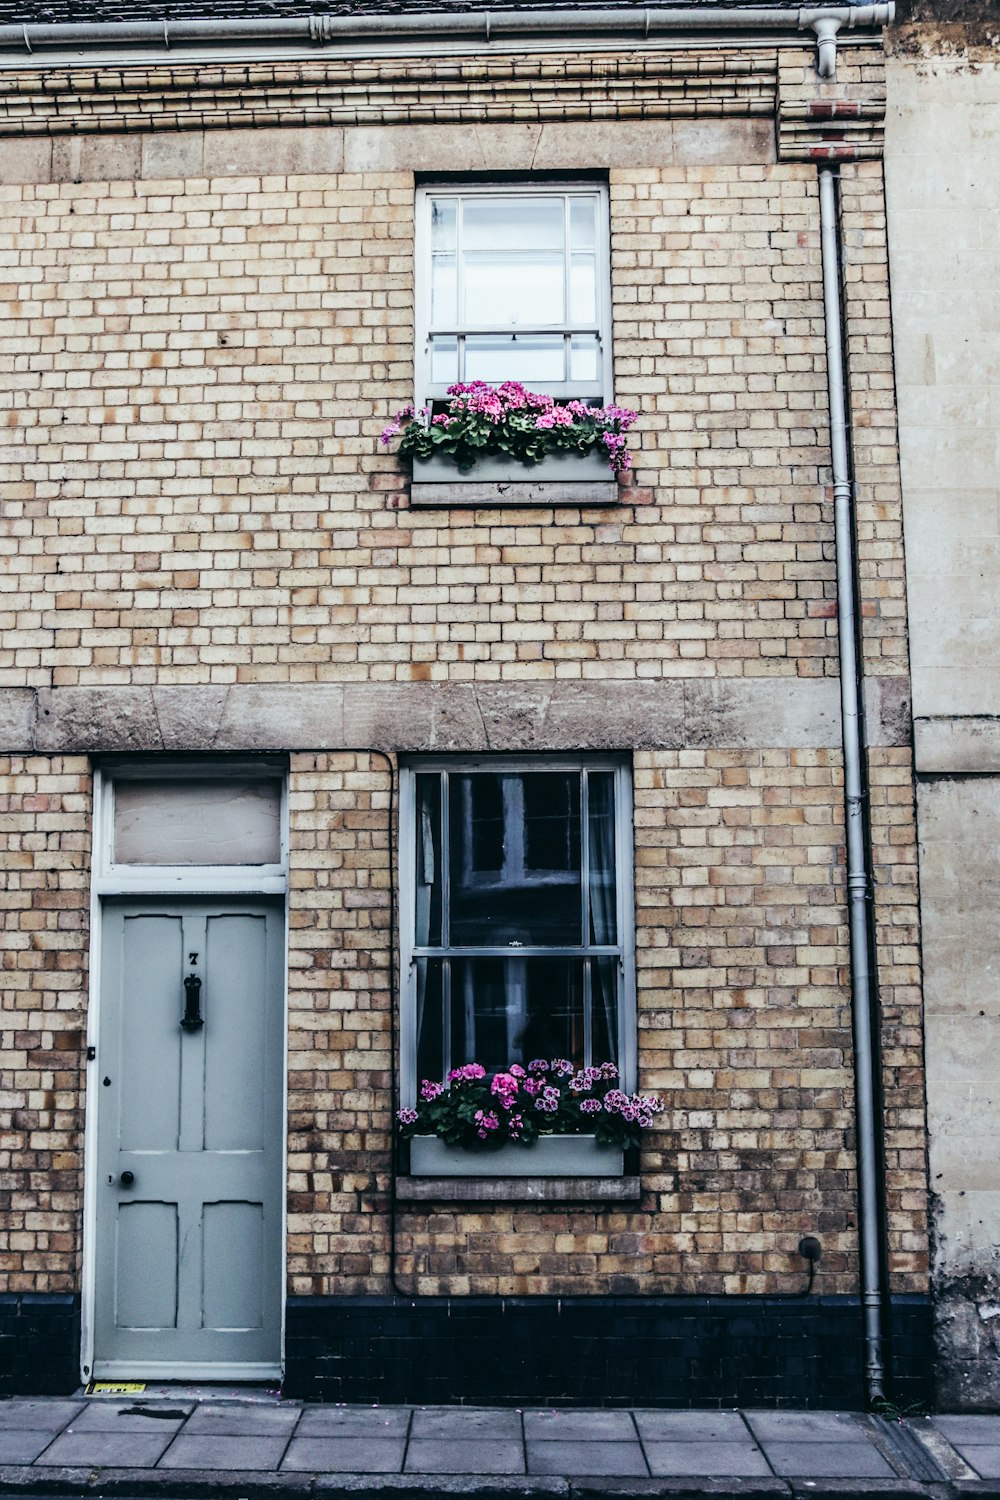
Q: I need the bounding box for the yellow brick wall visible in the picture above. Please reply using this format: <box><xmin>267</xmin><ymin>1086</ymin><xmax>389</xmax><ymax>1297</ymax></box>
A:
<box><xmin>279</xmin><ymin>748</ymin><xmax>926</xmax><ymax>1297</ymax></box>
<box><xmin>0</xmin><ymin>756</ymin><xmax>90</xmax><ymax>1291</ymax></box>
<box><xmin>0</xmin><ymin>137</ymin><xmax>928</xmax><ymax>1300</ymax></box>
<box><xmin>1</xmin><ymin>163</ymin><xmax>841</xmax><ymax>687</ymax></box>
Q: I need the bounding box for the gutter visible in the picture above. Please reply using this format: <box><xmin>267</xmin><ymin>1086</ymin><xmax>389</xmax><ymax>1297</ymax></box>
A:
<box><xmin>0</xmin><ymin>5</ymin><xmax>894</xmax><ymax>79</ymax></box>
<box><xmin>817</xmin><ymin>164</ymin><xmax>888</xmax><ymax>1406</ymax></box>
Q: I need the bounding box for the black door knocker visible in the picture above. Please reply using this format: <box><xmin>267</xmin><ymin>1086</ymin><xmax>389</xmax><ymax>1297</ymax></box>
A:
<box><xmin>181</xmin><ymin>951</ymin><xmax>204</xmax><ymax>1032</ymax></box>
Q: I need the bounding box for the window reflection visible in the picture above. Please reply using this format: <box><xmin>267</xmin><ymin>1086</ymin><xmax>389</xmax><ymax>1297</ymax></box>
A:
<box><xmin>410</xmin><ymin>765</ymin><xmax>625</xmax><ymax>1086</ymax></box>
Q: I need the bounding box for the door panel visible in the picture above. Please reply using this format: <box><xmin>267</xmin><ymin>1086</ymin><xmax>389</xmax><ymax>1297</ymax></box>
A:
<box><xmin>203</xmin><ymin>1202</ymin><xmax>264</xmax><ymax>1330</ymax></box>
<box><xmin>93</xmin><ymin>900</ymin><xmax>284</xmax><ymax>1377</ymax></box>
<box><xmin>116</xmin><ymin>1203</ymin><xmax>178</xmax><ymax>1329</ymax></box>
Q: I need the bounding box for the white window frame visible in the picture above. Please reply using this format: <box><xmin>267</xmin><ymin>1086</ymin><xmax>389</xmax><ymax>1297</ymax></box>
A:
<box><xmin>414</xmin><ymin>182</ymin><xmax>614</xmax><ymax>408</ymax></box>
<box><xmin>92</xmin><ymin>758</ymin><xmax>289</xmax><ymax>898</ymax></box>
<box><xmin>398</xmin><ymin>754</ymin><xmax>636</xmax><ymax>1111</ymax></box>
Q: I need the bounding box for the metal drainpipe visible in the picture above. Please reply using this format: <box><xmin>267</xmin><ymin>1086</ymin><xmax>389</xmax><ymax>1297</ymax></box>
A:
<box><xmin>0</xmin><ymin>5</ymin><xmax>894</xmax><ymax>62</ymax></box>
<box><xmin>817</xmin><ymin>164</ymin><xmax>886</xmax><ymax>1407</ymax></box>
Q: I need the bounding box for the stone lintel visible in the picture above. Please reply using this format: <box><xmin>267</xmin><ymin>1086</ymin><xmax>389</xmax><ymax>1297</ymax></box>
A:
<box><xmin>0</xmin><ymin>677</ymin><xmax>913</xmax><ymax>757</ymax></box>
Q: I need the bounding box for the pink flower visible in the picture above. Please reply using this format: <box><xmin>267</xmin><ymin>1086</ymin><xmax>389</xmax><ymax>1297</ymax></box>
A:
<box><xmin>396</xmin><ymin>1107</ymin><xmax>418</xmax><ymax>1125</ymax></box>
<box><xmin>448</xmin><ymin>1062</ymin><xmax>486</xmax><ymax>1083</ymax></box>
<box><xmin>474</xmin><ymin>1108</ymin><xmax>500</xmax><ymax>1138</ymax></box>
<box><xmin>551</xmin><ymin>1059</ymin><xmax>573</xmax><ymax>1078</ymax></box>
<box><xmin>380</xmin><ymin>423</ymin><xmax>401</xmax><ymax>447</ymax></box>
<box><xmin>420</xmin><ymin>1080</ymin><xmax>444</xmax><ymax>1101</ymax></box>
<box><xmin>523</xmin><ymin>1077</ymin><xmax>543</xmax><ymax>1097</ymax></box>
<box><xmin>491</xmin><ymin>1072</ymin><xmax>520</xmax><ymax>1100</ymax></box>
<box><xmin>509</xmin><ymin>1063</ymin><xmax>526</xmax><ymax>1078</ymax></box>
<box><xmin>528</xmin><ymin>1059</ymin><xmax>549</xmax><ymax>1074</ymax></box>
<box><xmin>580</xmin><ymin>1098</ymin><xmax>602</xmax><ymax>1114</ymax></box>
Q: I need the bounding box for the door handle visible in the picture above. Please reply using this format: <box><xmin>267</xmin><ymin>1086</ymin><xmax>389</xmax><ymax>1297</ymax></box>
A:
<box><xmin>108</xmin><ymin>1171</ymin><xmax>135</xmax><ymax>1187</ymax></box>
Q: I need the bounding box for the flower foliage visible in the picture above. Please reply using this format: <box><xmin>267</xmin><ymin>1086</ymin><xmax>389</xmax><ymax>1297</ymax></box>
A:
<box><xmin>380</xmin><ymin>382</ymin><xmax>637</xmax><ymax>475</ymax></box>
<box><xmin>396</xmin><ymin>1058</ymin><xmax>663</xmax><ymax>1152</ymax></box>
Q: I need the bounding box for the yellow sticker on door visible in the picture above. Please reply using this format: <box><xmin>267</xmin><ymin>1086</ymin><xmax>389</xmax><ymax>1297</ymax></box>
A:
<box><xmin>86</xmin><ymin>1381</ymin><xmax>147</xmax><ymax>1395</ymax></box>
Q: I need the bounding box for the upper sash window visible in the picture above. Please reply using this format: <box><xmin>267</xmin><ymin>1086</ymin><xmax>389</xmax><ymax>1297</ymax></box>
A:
<box><xmin>416</xmin><ymin>185</ymin><xmax>612</xmax><ymax>405</ymax></box>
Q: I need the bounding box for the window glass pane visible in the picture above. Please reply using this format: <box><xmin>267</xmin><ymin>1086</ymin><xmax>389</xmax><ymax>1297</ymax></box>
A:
<box><xmin>431</xmin><ymin>197</ymin><xmax>457</xmax><ymax>252</ymax></box>
<box><xmin>449</xmin><ymin>956</ymin><xmax>585</xmax><ymax>1073</ymax></box>
<box><xmin>415</xmin><ymin>957</ymin><xmax>445</xmax><ymax>1084</ymax></box>
<box><xmin>431</xmin><ymin>254</ymin><xmax>457</xmax><ymax>324</ymax></box>
<box><xmin>462</xmin><ymin>197</ymin><xmax>564</xmax><ymax>251</ymax></box>
<box><xmin>590</xmin><ymin>955</ymin><xmax>620</xmax><ymax>1066</ymax></box>
<box><xmin>569</xmin><ymin>254</ymin><xmax>597</xmax><ymax>324</ymax></box>
<box><xmin>587</xmin><ymin>771</ymin><xmax>617</xmax><ymax>945</ymax></box>
<box><xmin>430</xmin><ymin>334</ymin><xmax>458</xmax><ymax>385</ymax></box>
<box><xmin>415</xmin><ymin>773</ymin><xmax>442</xmax><ymax>948</ymax></box>
<box><xmin>569</xmin><ymin>197</ymin><xmax>597</xmax><ymax>251</ymax></box>
<box><xmin>570</xmin><ymin>335</ymin><xmax>600</xmax><ymax>384</ymax></box>
<box><xmin>113</xmin><ymin>779</ymin><xmax>281</xmax><ymax>865</ymax></box>
<box><xmin>463</xmin><ymin>253</ymin><xmax>564</xmax><ymax>327</ymax></box>
<box><xmin>449</xmin><ymin>772</ymin><xmax>581</xmax><ymax>946</ymax></box>
<box><xmin>464</xmin><ymin>334</ymin><xmax>566</xmax><ymax>385</ymax></box>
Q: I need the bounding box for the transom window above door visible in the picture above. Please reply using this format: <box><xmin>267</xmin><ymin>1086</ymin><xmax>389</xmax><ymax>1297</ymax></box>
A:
<box><xmin>93</xmin><ymin>760</ymin><xmax>288</xmax><ymax>897</ymax></box>
<box><xmin>416</xmin><ymin>185</ymin><xmax>612</xmax><ymax>404</ymax></box>
<box><xmin>399</xmin><ymin>758</ymin><xmax>635</xmax><ymax>1103</ymax></box>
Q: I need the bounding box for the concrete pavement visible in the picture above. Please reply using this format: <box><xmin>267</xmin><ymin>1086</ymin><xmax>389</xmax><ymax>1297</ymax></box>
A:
<box><xmin>0</xmin><ymin>1395</ymin><xmax>999</xmax><ymax>1499</ymax></box>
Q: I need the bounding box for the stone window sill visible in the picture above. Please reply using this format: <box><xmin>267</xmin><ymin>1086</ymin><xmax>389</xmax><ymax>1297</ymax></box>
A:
<box><xmin>408</xmin><ymin>450</ymin><xmax>619</xmax><ymax>507</ymax></box>
<box><xmin>410</xmin><ymin>477</ymin><xmax>620</xmax><ymax>507</ymax></box>
<box><xmin>396</xmin><ymin>1175</ymin><xmax>641</xmax><ymax>1203</ymax></box>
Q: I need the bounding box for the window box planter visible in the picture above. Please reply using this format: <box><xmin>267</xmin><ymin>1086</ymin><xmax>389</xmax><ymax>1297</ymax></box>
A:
<box><xmin>408</xmin><ymin>1134</ymin><xmax>624</xmax><ymax>1178</ymax></box>
<box><xmin>410</xmin><ymin>449</ymin><xmax>618</xmax><ymax>507</ymax></box>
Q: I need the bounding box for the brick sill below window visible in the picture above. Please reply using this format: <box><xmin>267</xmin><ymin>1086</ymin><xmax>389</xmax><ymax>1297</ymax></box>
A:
<box><xmin>396</xmin><ymin>1175</ymin><xmax>641</xmax><ymax>1203</ymax></box>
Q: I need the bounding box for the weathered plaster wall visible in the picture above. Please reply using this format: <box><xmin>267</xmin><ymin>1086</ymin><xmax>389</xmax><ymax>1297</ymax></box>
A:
<box><xmin>885</xmin><ymin>34</ymin><xmax>1000</xmax><ymax>1407</ymax></box>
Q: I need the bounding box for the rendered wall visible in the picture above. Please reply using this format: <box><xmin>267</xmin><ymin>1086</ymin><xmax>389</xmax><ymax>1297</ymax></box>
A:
<box><xmin>886</xmin><ymin>32</ymin><xmax>1000</xmax><ymax>1407</ymax></box>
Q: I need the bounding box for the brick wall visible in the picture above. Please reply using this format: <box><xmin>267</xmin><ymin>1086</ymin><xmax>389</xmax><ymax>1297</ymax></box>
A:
<box><xmin>0</xmin><ymin>756</ymin><xmax>90</xmax><ymax>1291</ymax></box>
<box><xmin>0</xmin><ymin>107</ymin><xmax>928</xmax><ymax>1305</ymax></box>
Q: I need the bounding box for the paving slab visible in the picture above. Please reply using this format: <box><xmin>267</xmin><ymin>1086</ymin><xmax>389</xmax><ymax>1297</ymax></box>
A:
<box><xmin>526</xmin><ymin>1440</ymin><xmax>648</xmax><ymax>1476</ymax></box>
<box><xmin>948</xmin><ymin>1444</ymin><xmax>1000</xmax><ymax>1478</ymax></box>
<box><xmin>935</xmin><ymin>1416</ymin><xmax>1000</xmax><ymax>1444</ymax></box>
<box><xmin>633</xmin><ymin>1410</ymin><xmax>752</xmax><ymax>1442</ymax></box>
<box><xmin>281</xmin><ymin>1436</ymin><xmax>407</xmax><ymax>1472</ymax></box>
<box><xmin>524</xmin><ymin>1411</ymin><xmax>638</xmax><ymax>1441</ymax></box>
<box><xmin>61</xmin><ymin>1401</ymin><xmax>191</xmax><ymax>1433</ymax></box>
<box><xmin>297</xmin><ymin>1406</ymin><xmax>412</xmax><ymax>1438</ymax></box>
<box><xmin>761</xmin><ymin>1439</ymin><xmax>896</xmax><ymax>1478</ymax></box>
<box><xmin>0</xmin><ymin>1400</ymin><xmax>83</xmax><ymax>1432</ymax></box>
<box><xmin>410</xmin><ymin>1409</ymin><xmax>523</xmax><ymax>1440</ymax></box>
<box><xmin>34</xmin><ymin>1430</ymin><xmax>176</xmax><ymax>1467</ymax></box>
<box><xmin>158</xmin><ymin>1434</ymin><xmax>291</xmax><ymax>1470</ymax></box>
<box><xmin>745</xmin><ymin>1412</ymin><xmax>867</xmax><ymax>1443</ymax></box>
<box><xmin>405</xmin><ymin>1437</ymin><xmax>527</xmax><ymax>1474</ymax></box>
<box><xmin>183</xmin><ymin>1402</ymin><xmax>302</xmax><ymax>1435</ymax></box>
<box><xmin>643</xmin><ymin>1440</ymin><xmax>772</xmax><ymax>1478</ymax></box>
<box><xmin>0</xmin><ymin>1431</ymin><xmax>62</xmax><ymax>1464</ymax></box>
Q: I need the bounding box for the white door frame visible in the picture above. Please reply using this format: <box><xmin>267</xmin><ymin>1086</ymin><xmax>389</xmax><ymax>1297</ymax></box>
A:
<box><xmin>81</xmin><ymin>760</ymin><xmax>290</xmax><ymax>1386</ymax></box>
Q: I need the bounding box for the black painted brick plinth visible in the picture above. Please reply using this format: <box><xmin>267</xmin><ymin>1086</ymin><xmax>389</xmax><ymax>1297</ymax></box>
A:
<box><xmin>284</xmin><ymin>1294</ymin><xmax>932</xmax><ymax>1409</ymax></box>
<box><xmin>0</xmin><ymin>1293</ymin><xmax>80</xmax><ymax>1396</ymax></box>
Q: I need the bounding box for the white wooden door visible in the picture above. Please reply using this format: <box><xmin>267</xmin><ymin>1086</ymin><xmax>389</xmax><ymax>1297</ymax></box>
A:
<box><xmin>92</xmin><ymin>900</ymin><xmax>284</xmax><ymax>1379</ymax></box>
